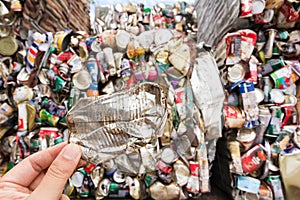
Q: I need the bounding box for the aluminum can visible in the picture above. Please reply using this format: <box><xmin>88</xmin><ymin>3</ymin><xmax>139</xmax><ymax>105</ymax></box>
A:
<box><xmin>224</xmin><ymin>105</ymin><xmax>246</xmax><ymax>129</ymax></box>
<box><xmin>241</xmin><ymin>144</ymin><xmax>267</xmax><ymax>173</ymax></box>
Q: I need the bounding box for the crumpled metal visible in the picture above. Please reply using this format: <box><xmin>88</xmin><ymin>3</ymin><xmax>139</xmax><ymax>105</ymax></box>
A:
<box><xmin>191</xmin><ymin>50</ymin><xmax>225</xmax><ymax>140</ymax></box>
<box><xmin>67</xmin><ymin>82</ymin><xmax>168</xmax><ymax>164</ymax></box>
<box><xmin>195</xmin><ymin>0</ymin><xmax>240</xmax><ymax>47</ymax></box>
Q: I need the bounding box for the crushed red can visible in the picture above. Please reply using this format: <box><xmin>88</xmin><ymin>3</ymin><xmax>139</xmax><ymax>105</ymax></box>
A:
<box><xmin>156</xmin><ymin>159</ymin><xmax>173</xmax><ymax>174</ymax></box>
<box><xmin>241</xmin><ymin>144</ymin><xmax>267</xmax><ymax>173</ymax></box>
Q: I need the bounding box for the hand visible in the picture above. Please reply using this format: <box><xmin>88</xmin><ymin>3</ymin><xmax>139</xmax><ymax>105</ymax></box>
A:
<box><xmin>0</xmin><ymin>143</ymin><xmax>82</xmax><ymax>200</ymax></box>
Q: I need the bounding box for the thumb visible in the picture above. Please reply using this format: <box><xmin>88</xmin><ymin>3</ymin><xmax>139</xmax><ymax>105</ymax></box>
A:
<box><xmin>30</xmin><ymin>144</ymin><xmax>81</xmax><ymax>200</ymax></box>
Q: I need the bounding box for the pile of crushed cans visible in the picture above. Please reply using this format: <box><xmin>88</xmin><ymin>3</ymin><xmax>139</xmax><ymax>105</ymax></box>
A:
<box><xmin>1</xmin><ymin>1</ymin><xmax>216</xmax><ymax>200</ymax></box>
<box><xmin>1</xmin><ymin>0</ymin><xmax>300</xmax><ymax>200</ymax></box>
<box><xmin>213</xmin><ymin>0</ymin><xmax>300</xmax><ymax>199</ymax></box>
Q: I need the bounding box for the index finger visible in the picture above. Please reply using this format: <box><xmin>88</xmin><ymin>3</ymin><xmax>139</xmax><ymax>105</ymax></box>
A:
<box><xmin>0</xmin><ymin>142</ymin><xmax>67</xmax><ymax>187</ymax></box>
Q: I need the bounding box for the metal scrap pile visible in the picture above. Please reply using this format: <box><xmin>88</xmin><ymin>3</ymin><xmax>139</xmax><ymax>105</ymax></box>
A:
<box><xmin>0</xmin><ymin>1</ymin><xmax>224</xmax><ymax>199</ymax></box>
<box><xmin>211</xmin><ymin>0</ymin><xmax>300</xmax><ymax>199</ymax></box>
<box><xmin>1</xmin><ymin>0</ymin><xmax>300</xmax><ymax>199</ymax></box>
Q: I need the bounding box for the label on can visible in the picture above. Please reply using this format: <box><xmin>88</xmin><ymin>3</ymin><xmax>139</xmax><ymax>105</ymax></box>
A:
<box><xmin>266</xmin><ymin>106</ymin><xmax>282</xmax><ymax>137</ymax></box>
<box><xmin>270</xmin><ymin>66</ymin><xmax>299</xmax><ymax>89</ymax></box>
<box><xmin>156</xmin><ymin>160</ymin><xmax>173</xmax><ymax>174</ymax></box>
<box><xmin>240</xmin><ymin>0</ymin><xmax>253</xmax><ymax>18</ymax></box>
<box><xmin>39</xmin><ymin>127</ymin><xmax>60</xmax><ymax>139</ymax></box>
<box><xmin>267</xmin><ymin>175</ymin><xmax>284</xmax><ymax>199</ymax></box>
<box><xmin>237</xmin><ymin>175</ymin><xmax>261</xmax><ymax>194</ymax></box>
<box><xmin>173</xmin><ymin>160</ymin><xmax>190</xmax><ymax>186</ymax></box>
<box><xmin>224</xmin><ymin>106</ymin><xmax>246</xmax><ymax>129</ymax></box>
<box><xmin>281</xmin><ymin>104</ymin><xmax>298</xmax><ymax>128</ymax></box>
<box><xmin>186</xmin><ymin>161</ymin><xmax>200</xmax><ymax>194</ymax></box>
<box><xmin>241</xmin><ymin>144</ymin><xmax>267</xmax><ymax>173</ymax></box>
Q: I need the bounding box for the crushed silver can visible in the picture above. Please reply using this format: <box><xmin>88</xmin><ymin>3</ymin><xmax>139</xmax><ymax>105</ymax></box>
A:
<box><xmin>68</xmin><ymin>82</ymin><xmax>168</xmax><ymax>164</ymax></box>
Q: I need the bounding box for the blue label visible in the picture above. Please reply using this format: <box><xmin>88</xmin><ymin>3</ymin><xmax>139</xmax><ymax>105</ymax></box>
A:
<box><xmin>237</xmin><ymin>175</ymin><xmax>260</xmax><ymax>194</ymax></box>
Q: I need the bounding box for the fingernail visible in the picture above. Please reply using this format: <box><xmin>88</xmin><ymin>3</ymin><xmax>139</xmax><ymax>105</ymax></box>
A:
<box><xmin>62</xmin><ymin>144</ymin><xmax>81</xmax><ymax>160</ymax></box>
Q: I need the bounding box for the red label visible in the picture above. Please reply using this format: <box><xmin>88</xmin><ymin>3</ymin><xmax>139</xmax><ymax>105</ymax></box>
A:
<box><xmin>189</xmin><ymin>161</ymin><xmax>199</xmax><ymax>176</ymax></box>
<box><xmin>156</xmin><ymin>160</ymin><xmax>173</xmax><ymax>174</ymax></box>
<box><xmin>18</xmin><ymin>118</ymin><xmax>24</xmax><ymax>130</ymax></box>
<box><xmin>242</xmin><ymin>144</ymin><xmax>266</xmax><ymax>173</ymax></box>
<box><xmin>39</xmin><ymin>128</ymin><xmax>59</xmax><ymax>139</ymax></box>
<box><xmin>225</xmin><ymin>106</ymin><xmax>238</xmax><ymax>119</ymax></box>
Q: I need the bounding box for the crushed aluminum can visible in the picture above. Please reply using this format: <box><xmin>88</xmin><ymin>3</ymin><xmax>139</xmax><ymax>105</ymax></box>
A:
<box><xmin>108</xmin><ymin>182</ymin><xmax>130</xmax><ymax>198</ymax></box>
<box><xmin>68</xmin><ymin>82</ymin><xmax>168</xmax><ymax>164</ymax></box>
<box><xmin>103</xmin><ymin>159</ymin><xmax>117</xmax><ymax>176</ymax></box>
<box><xmin>13</xmin><ymin>85</ymin><xmax>34</xmax><ymax>104</ymax></box>
<box><xmin>17</xmin><ymin>102</ymin><xmax>27</xmax><ymax>132</ymax></box>
<box><xmin>270</xmin><ymin>66</ymin><xmax>299</xmax><ymax>89</ymax></box>
<box><xmin>115</xmin><ymin>30</ymin><xmax>131</xmax><ymax>51</ymax></box>
<box><xmin>186</xmin><ymin>161</ymin><xmax>200</xmax><ymax>194</ymax></box>
<box><xmin>86</xmin><ymin>55</ymin><xmax>99</xmax><ymax>97</ymax></box>
<box><xmin>237</xmin><ymin>128</ymin><xmax>257</xmax><ymax>151</ymax></box>
<box><xmin>227</xmin><ymin>141</ymin><xmax>243</xmax><ymax>174</ymax></box>
<box><xmin>127</xmin><ymin>177</ymin><xmax>140</xmax><ymax>200</ymax></box>
<box><xmin>270</xmin><ymin>89</ymin><xmax>285</xmax><ymax>105</ymax></box>
<box><xmin>264</xmin><ymin>29</ymin><xmax>277</xmax><ymax>59</ymax></box>
<box><xmin>0</xmin><ymin>36</ymin><xmax>18</xmax><ymax>56</ymax></box>
<box><xmin>90</xmin><ymin>165</ymin><xmax>104</xmax><ymax>189</ymax></box>
<box><xmin>258</xmin><ymin>181</ymin><xmax>273</xmax><ymax>200</ymax></box>
<box><xmin>281</xmin><ymin>104</ymin><xmax>298</xmax><ymax>128</ymax></box>
<box><xmin>113</xmin><ymin>170</ymin><xmax>126</xmax><ymax>183</ymax></box>
<box><xmin>266</xmin><ymin>175</ymin><xmax>284</xmax><ymax>199</ymax></box>
<box><xmin>71</xmin><ymin>171</ymin><xmax>85</xmax><ymax>188</ymax></box>
<box><xmin>156</xmin><ymin>159</ymin><xmax>173</xmax><ymax>174</ymax></box>
<box><xmin>96</xmin><ymin>178</ymin><xmax>111</xmax><ymax>199</ymax></box>
<box><xmin>265</xmin><ymin>0</ymin><xmax>284</xmax><ymax>9</ymax></box>
<box><xmin>39</xmin><ymin>109</ymin><xmax>60</xmax><ymax>127</ymax></box>
<box><xmin>253</xmin><ymin>9</ymin><xmax>275</xmax><ymax>24</ymax></box>
<box><xmin>173</xmin><ymin>159</ymin><xmax>190</xmax><ymax>186</ymax></box>
<box><xmin>252</xmin><ymin>0</ymin><xmax>266</xmax><ymax>15</ymax></box>
<box><xmin>103</xmin><ymin>47</ymin><xmax>116</xmax><ymax>76</ymax></box>
<box><xmin>168</xmin><ymin>44</ymin><xmax>191</xmax><ymax>76</ymax></box>
<box><xmin>0</xmin><ymin>102</ymin><xmax>14</xmax><ymax>117</ymax></box>
<box><xmin>160</xmin><ymin>147</ymin><xmax>179</xmax><ymax>164</ymax></box>
<box><xmin>150</xmin><ymin>181</ymin><xmax>180</xmax><ymax>200</ymax></box>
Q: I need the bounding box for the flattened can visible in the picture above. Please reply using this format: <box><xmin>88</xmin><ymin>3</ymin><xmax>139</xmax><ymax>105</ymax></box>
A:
<box><xmin>173</xmin><ymin>159</ymin><xmax>190</xmax><ymax>186</ymax></box>
<box><xmin>266</xmin><ymin>106</ymin><xmax>282</xmax><ymax>137</ymax></box>
<box><xmin>186</xmin><ymin>161</ymin><xmax>200</xmax><ymax>194</ymax></box>
<box><xmin>241</xmin><ymin>144</ymin><xmax>267</xmax><ymax>173</ymax></box>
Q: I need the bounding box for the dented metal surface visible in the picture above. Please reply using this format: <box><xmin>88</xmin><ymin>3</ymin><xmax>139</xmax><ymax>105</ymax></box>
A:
<box><xmin>67</xmin><ymin>82</ymin><xmax>168</xmax><ymax>164</ymax></box>
<box><xmin>191</xmin><ymin>50</ymin><xmax>225</xmax><ymax>140</ymax></box>
<box><xmin>195</xmin><ymin>0</ymin><xmax>240</xmax><ymax>47</ymax></box>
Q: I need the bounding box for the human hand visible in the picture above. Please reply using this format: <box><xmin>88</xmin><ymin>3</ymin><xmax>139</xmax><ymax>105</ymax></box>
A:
<box><xmin>0</xmin><ymin>142</ymin><xmax>82</xmax><ymax>200</ymax></box>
